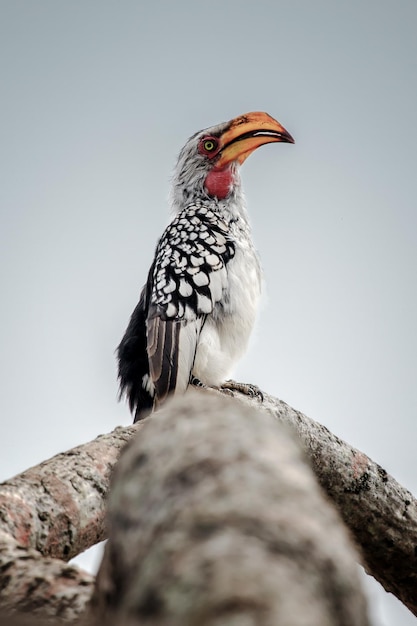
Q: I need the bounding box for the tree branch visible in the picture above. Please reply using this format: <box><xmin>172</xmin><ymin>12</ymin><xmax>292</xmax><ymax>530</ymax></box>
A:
<box><xmin>0</xmin><ymin>387</ymin><xmax>416</xmax><ymax>619</ymax></box>
<box><xmin>0</xmin><ymin>426</ymin><xmax>136</xmax><ymax>561</ymax></box>
<box><xmin>90</xmin><ymin>392</ymin><xmax>369</xmax><ymax>626</ymax></box>
<box><xmin>0</xmin><ymin>533</ymin><xmax>93</xmax><ymax>623</ymax></box>
<box><xmin>242</xmin><ymin>390</ymin><xmax>417</xmax><ymax>616</ymax></box>
<box><xmin>0</xmin><ymin>425</ymin><xmax>137</xmax><ymax>621</ymax></box>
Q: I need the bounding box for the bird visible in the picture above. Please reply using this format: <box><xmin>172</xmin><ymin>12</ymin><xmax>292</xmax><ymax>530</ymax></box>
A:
<box><xmin>118</xmin><ymin>111</ymin><xmax>294</xmax><ymax>421</ymax></box>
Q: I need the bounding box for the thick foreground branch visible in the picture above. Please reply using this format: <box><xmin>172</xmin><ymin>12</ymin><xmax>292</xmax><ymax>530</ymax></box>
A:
<box><xmin>0</xmin><ymin>386</ymin><xmax>416</xmax><ymax>619</ymax></box>
<box><xmin>90</xmin><ymin>392</ymin><xmax>369</xmax><ymax>626</ymax></box>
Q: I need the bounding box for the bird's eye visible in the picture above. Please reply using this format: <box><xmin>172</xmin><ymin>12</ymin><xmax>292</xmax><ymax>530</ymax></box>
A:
<box><xmin>204</xmin><ymin>139</ymin><xmax>216</xmax><ymax>151</ymax></box>
<box><xmin>199</xmin><ymin>136</ymin><xmax>219</xmax><ymax>157</ymax></box>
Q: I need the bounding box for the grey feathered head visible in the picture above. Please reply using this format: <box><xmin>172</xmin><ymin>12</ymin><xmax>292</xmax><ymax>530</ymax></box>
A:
<box><xmin>170</xmin><ymin>112</ymin><xmax>294</xmax><ymax>211</ymax></box>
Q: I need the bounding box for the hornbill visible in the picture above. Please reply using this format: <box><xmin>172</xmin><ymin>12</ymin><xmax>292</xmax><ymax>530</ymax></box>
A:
<box><xmin>118</xmin><ymin>112</ymin><xmax>294</xmax><ymax>421</ymax></box>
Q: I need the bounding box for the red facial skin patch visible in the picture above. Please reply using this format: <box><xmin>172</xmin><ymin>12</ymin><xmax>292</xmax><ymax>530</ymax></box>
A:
<box><xmin>204</xmin><ymin>167</ymin><xmax>234</xmax><ymax>199</ymax></box>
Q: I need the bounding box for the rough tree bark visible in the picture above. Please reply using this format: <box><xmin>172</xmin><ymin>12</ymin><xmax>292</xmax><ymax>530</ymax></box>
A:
<box><xmin>0</xmin><ymin>387</ymin><xmax>416</xmax><ymax>622</ymax></box>
<box><xmin>0</xmin><ymin>426</ymin><xmax>136</xmax><ymax>622</ymax></box>
<box><xmin>0</xmin><ymin>426</ymin><xmax>135</xmax><ymax>561</ymax></box>
<box><xmin>90</xmin><ymin>392</ymin><xmax>369</xmax><ymax>626</ymax></box>
<box><xmin>247</xmin><ymin>390</ymin><xmax>417</xmax><ymax>615</ymax></box>
<box><xmin>0</xmin><ymin>535</ymin><xmax>92</xmax><ymax>623</ymax></box>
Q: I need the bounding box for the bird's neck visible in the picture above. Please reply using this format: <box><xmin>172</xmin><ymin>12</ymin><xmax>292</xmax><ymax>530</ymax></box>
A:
<box><xmin>176</xmin><ymin>191</ymin><xmax>249</xmax><ymax>225</ymax></box>
<box><xmin>171</xmin><ymin>178</ymin><xmax>250</xmax><ymax>225</ymax></box>
<box><xmin>170</xmin><ymin>163</ymin><xmax>250</xmax><ymax>218</ymax></box>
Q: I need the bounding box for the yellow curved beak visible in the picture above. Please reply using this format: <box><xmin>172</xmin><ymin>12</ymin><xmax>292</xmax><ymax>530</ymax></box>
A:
<box><xmin>216</xmin><ymin>111</ymin><xmax>294</xmax><ymax>168</ymax></box>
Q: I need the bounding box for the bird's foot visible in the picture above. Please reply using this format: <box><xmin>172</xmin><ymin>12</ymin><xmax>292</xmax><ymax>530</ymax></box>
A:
<box><xmin>220</xmin><ymin>380</ymin><xmax>264</xmax><ymax>401</ymax></box>
<box><xmin>191</xmin><ymin>377</ymin><xmax>263</xmax><ymax>402</ymax></box>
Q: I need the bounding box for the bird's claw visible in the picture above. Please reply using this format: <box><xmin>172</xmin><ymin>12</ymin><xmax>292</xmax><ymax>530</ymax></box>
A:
<box><xmin>220</xmin><ymin>380</ymin><xmax>264</xmax><ymax>402</ymax></box>
<box><xmin>190</xmin><ymin>377</ymin><xmax>263</xmax><ymax>401</ymax></box>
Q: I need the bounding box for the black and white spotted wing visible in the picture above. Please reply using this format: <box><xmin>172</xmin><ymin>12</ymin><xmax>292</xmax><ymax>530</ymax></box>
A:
<box><xmin>117</xmin><ymin>202</ymin><xmax>235</xmax><ymax>420</ymax></box>
<box><xmin>146</xmin><ymin>202</ymin><xmax>235</xmax><ymax>405</ymax></box>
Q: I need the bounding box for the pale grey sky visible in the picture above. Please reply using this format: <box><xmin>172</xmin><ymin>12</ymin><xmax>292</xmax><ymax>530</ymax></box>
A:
<box><xmin>1</xmin><ymin>2</ymin><xmax>417</xmax><ymax>624</ymax></box>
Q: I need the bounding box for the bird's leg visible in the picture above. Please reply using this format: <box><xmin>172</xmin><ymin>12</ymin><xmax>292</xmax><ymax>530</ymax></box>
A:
<box><xmin>191</xmin><ymin>376</ymin><xmax>263</xmax><ymax>401</ymax></box>
<box><xmin>220</xmin><ymin>380</ymin><xmax>264</xmax><ymax>401</ymax></box>
<box><xmin>190</xmin><ymin>376</ymin><xmax>208</xmax><ymax>389</ymax></box>
<box><xmin>191</xmin><ymin>376</ymin><xmax>236</xmax><ymax>399</ymax></box>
